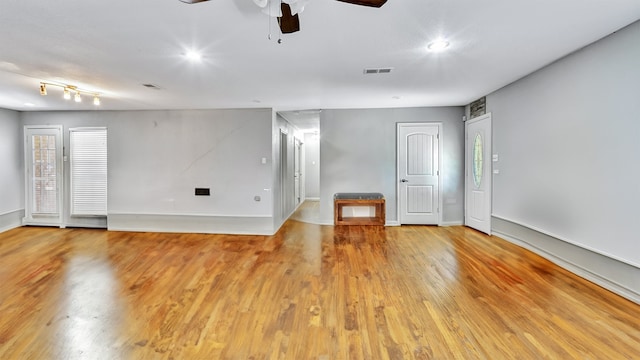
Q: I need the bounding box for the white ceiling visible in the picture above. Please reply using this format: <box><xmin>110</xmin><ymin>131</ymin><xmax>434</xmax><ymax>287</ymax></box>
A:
<box><xmin>1</xmin><ymin>0</ymin><xmax>639</xmax><ymax>113</ymax></box>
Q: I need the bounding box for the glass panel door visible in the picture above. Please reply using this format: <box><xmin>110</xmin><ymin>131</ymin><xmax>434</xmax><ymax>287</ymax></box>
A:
<box><xmin>25</xmin><ymin>126</ymin><xmax>63</xmax><ymax>226</ymax></box>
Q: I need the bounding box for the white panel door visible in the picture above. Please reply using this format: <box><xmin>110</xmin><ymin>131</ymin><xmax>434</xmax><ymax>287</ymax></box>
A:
<box><xmin>24</xmin><ymin>126</ymin><xmax>64</xmax><ymax>226</ymax></box>
<box><xmin>465</xmin><ymin>114</ymin><xmax>492</xmax><ymax>234</ymax></box>
<box><xmin>398</xmin><ymin>123</ymin><xmax>441</xmax><ymax>225</ymax></box>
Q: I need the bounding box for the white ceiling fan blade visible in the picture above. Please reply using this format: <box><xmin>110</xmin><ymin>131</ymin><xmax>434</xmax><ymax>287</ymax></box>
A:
<box><xmin>260</xmin><ymin>0</ymin><xmax>283</xmax><ymax>17</ymax></box>
<box><xmin>253</xmin><ymin>0</ymin><xmax>268</xmax><ymax>8</ymax></box>
<box><xmin>254</xmin><ymin>0</ymin><xmax>310</xmax><ymax>18</ymax></box>
<box><xmin>288</xmin><ymin>2</ymin><xmax>306</xmax><ymax>15</ymax></box>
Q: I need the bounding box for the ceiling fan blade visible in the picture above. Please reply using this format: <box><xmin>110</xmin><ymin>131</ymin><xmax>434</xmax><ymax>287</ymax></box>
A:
<box><xmin>335</xmin><ymin>0</ymin><xmax>387</xmax><ymax>7</ymax></box>
<box><xmin>278</xmin><ymin>3</ymin><xmax>300</xmax><ymax>34</ymax></box>
<box><xmin>179</xmin><ymin>0</ymin><xmax>210</xmax><ymax>4</ymax></box>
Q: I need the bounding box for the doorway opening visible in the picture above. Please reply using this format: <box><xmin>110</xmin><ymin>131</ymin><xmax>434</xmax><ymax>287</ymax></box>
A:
<box><xmin>278</xmin><ymin>110</ymin><xmax>321</xmax><ymax>224</ymax></box>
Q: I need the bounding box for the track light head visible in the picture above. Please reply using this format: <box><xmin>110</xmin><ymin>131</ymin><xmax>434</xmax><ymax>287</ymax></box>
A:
<box><xmin>41</xmin><ymin>82</ymin><xmax>102</xmax><ymax>105</ymax></box>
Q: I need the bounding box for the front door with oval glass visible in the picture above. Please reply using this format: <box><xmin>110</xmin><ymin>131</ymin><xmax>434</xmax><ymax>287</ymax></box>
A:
<box><xmin>465</xmin><ymin>114</ymin><xmax>492</xmax><ymax>234</ymax></box>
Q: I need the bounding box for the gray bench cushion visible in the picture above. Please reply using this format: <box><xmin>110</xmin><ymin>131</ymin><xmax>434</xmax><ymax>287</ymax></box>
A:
<box><xmin>334</xmin><ymin>192</ymin><xmax>384</xmax><ymax>200</ymax></box>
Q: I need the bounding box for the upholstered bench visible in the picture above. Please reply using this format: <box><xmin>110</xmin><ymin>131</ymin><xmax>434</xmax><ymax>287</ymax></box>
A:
<box><xmin>333</xmin><ymin>193</ymin><xmax>385</xmax><ymax>226</ymax></box>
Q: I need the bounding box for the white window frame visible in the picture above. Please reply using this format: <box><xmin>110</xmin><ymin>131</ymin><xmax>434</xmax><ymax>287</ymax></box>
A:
<box><xmin>69</xmin><ymin>127</ymin><xmax>108</xmax><ymax>216</ymax></box>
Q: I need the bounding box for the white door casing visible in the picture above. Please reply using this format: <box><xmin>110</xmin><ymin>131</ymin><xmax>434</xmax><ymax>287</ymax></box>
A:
<box><xmin>24</xmin><ymin>125</ymin><xmax>64</xmax><ymax>227</ymax></box>
<box><xmin>465</xmin><ymin>113</ymin><xmax>492</xmax><ymax>234</ymax></box>
<box><xmin>294</xmin><ymin>138</ymin><xmax>302</xmax><ymax>205</ymax></box>
<box><xmin>397</xmin><ymin>123</ymin><xmax>442</xmax><ymax>225</ymax></box>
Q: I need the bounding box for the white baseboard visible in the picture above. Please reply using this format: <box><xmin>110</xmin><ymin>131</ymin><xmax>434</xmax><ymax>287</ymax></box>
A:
<box><xmin>441</xmin><ymin>221</ymin><xmax>463</xmax><ymax>226</ymax></box>
<box><xmin>305</xmin><ymin>197</ymin><xmax>320</xmax><ymax>201</ymax></box>
<box><xmin>387</xmin><ymin>221</ymin><xmax>460</xmax><ymax>227</ymax></box>
<box><xmin>65</xmin><ymin>222</ymin><xmax>107</xmax><ymax>229</ymax></box>
<box><xmin>108</xmin><ymin>213</ymin><xmax>275</xmax><ymax>236</ymax></box>
<box><xmin>493</xmin><ymin>217</ymin><xmax>639</xmax><ymax>305</ymax></box>
<box><xmin>0</xmin><ymin>209</ymin><xmax>24</xmax><ymax>233</ymax></box>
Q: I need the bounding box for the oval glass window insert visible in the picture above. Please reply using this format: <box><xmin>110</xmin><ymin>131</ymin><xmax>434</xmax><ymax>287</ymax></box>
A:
<box><xmin>473</xmin><ymin>132</ymin><xmax>483</xmax><ymax>188</ymax></box>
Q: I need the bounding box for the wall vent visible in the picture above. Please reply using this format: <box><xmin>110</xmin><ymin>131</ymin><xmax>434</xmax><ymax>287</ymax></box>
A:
<box><xmin>469</xmin><ymin>97</ymin><xmax>486</xmax><ymax>119</ymax></box>
<box><xmin>363</xmin><ymin>67</ymin><xmax>393</xmax><ymax>75</ymax></box>
<box><xmin>142</xmin><ymin>83</ymin><xmax>161</xmax><ymax>90</ymax></box>
<box><xmin>195</xmin><ymin>188</ymin><xmax>210</xmax><ymax>196</ymax></box>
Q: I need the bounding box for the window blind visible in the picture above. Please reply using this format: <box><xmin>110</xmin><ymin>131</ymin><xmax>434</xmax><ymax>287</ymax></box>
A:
<box><xmin>70</xmin><ymin>128</ymin><xmax>107</xmax><ymax>216</ymax></box>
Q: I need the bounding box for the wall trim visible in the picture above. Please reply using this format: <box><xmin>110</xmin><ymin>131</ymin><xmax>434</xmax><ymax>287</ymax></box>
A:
<box><xmin>108</xmin><ymin>213</ymin><xmax>275</xmax><ymax>236</ymax></box>
<box><xmin>442</xmin><ymin>221</ymin><xmax>464</xmax><ymax>226</ymax></box>
<box><xmin>108</xmin><ymin>211</ymin><xmax>272</xmax><ymax>219</ymax></box>
<box><xmin>305</xmin><ymin>197</ymin><xmax>320</xmax><ymax>201</ymax></box>
<box><xmin>493</xmin><ymin>216</ymin><xmax>639</xmax><ymax>305</ymax></box>
<box><xmin>65</xmin><ymin>223</ymin><xmax>107</xmax><ymax>229</ymax></box>
<box><xmin>0</xmin><ymin>209</ymin><xmax>23</xmax><ymax>217</ymax></box>
<box><xmin>493</xmin><ymin>214</ymin><xmax>639</xmax><ymax>268</ymax></box>
<box><xmin>0</xmin><ymin>209</ymin><xmax>24</xmax><ymax>233</ymax></box>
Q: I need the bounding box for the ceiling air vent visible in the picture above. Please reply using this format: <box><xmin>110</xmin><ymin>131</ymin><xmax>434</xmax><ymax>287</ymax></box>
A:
<box><xmin>142</xmin><ymin>83</ymin><xmax>161</xmax><ymax>90</ymax></box>
<box><xmin>363</xmin><ymin>67</ymin><xmax>393</xmax><ymax>75</ymax></box>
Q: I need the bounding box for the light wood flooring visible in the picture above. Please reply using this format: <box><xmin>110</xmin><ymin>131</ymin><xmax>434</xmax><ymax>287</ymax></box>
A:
<box><xmin>290</xmin><ymin>200</ymin><xmax>321</xmax><ymax>225</ymax></box>
<box><xmin>0</xmin><ymin>222</ymin><xmax>638</xmax><ymax>359</ymax></box>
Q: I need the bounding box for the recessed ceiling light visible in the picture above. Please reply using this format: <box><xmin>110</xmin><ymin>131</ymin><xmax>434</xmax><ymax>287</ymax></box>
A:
<box><xmin>185</xmin><ymin>50</ymin><xmax>202</xmax><ymax>62</ymax></box>
<box><xmin>392</xmin><ymin>96</ymin><xmax>400</xmax><ymax>100</ymax></box>
<box><xmin>24</xmin><ymin>102</ymin><xmax>35</xmax><ymax>107</ymax></box>
<box><xmin>427</xmin><ymin>39</ymin><xmax>450</xmax><ymax>52</ymax></box>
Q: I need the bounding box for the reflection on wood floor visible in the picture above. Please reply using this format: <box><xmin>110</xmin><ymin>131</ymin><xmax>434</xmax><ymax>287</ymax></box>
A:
<box><xmin>290</xmin><ymin>200</ymin><xmax>321</xmax><ymax>224</ymax></box>
<box><xmin>0</xmin><ymin>222</ymin><xmax>638</xmax><ymax>359</ymax></box>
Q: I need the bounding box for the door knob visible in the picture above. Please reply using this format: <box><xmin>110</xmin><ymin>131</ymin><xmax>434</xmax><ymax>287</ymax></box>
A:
<box><xmin>401</xmin><ymin>179</ymin><xmax>409</xmax><ymax>183</ymax></box>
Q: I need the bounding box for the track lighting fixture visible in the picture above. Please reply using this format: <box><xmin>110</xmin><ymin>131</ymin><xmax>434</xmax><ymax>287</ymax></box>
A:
<box><xmin>39</xmin><ymin>82</ymin><xmax>102</xmax><ymax>106</ymax></box>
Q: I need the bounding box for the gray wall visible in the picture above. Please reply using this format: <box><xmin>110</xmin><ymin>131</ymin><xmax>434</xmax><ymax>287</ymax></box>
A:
<box><xmin>303</xmin><ymin>132</ymin><xmax>320</xmax><ymax>199</ymax></box>
<box><xmin>0</xmin><ymin>109</ymin><xmax>23</xmax><ymax>231</ymax></box>
<box><xmin>486</xmin><ymin>20</ymin><xmax>640</xmax><ymax>267</ymax></box>
<box><xmin>319</xmin><ymin>107</ymin><xmax>465</xmax><ymax>225</ymax></box>
<box><xmin>21</xmin><ymin>109</ymin><xmax>275</xmax><ymax>232</ymax></box>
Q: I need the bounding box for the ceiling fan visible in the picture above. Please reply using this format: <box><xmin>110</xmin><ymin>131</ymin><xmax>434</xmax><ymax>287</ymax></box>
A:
<box><xmin>179</xmin><ymin>0</ymin><xmax>387</xmax><ymax>34</ymax></box>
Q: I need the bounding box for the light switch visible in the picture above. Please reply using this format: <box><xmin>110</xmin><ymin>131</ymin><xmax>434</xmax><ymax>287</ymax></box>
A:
<box><xmin>493</xmin><ymin>169</ymin><xmax>500</xmax><ymax>174</ymax></box>
<box><xmin>261</xmin><ymin>157</ymin><xmax>267</xmax><ymax>164</ymax></box>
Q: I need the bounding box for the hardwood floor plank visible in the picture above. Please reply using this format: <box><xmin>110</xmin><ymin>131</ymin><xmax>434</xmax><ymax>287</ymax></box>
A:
<box><xmin>0</xmin><ymin>222</ymin><xmax>638</xmax><ymax>359</ymax></box>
